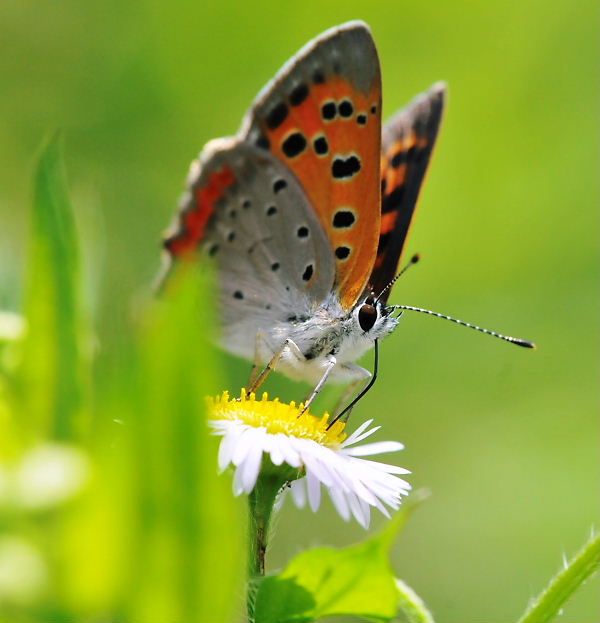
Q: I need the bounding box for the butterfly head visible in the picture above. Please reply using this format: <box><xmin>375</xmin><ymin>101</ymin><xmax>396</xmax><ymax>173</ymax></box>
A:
<box><xmin>353</xmin><ymin>294</ymin><xmax>400</xmax><ymax>341</ymax></box>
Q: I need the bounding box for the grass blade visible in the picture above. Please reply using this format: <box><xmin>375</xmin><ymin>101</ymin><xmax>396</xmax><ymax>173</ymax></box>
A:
<box><xmin>20</xmin><ymin>133</ymin><xmax>85</xmax><ymax>441</ymax></box>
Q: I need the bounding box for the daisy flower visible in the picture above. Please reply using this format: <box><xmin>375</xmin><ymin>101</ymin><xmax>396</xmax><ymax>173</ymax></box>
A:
<box><xmin>207</xmin><ymin>390</ymin><xmax>411</xmax><ymax>529</ymax></box>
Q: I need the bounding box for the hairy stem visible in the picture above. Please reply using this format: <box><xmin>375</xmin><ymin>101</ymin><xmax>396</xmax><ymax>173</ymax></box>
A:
<box><xmin>246</xmin><ymin>474</ymin><xmax>282</xmax><ymax>622</ymax></box>
<box><xmin>518</xmin><ymin>532</ymin><xmax>599</xmax><ymax>623</ymax></box>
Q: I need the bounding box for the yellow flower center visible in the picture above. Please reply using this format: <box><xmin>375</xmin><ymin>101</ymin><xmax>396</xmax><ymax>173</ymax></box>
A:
<box><xmin>207</xmin><ymin>390</ymin><xmax>347</xmax><ymax>447</ymax></box>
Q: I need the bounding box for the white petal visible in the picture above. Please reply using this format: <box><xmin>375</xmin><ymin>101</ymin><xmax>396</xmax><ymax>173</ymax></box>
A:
<box><xmin>260</xmin><ymin>433</ymin><xmax>273</xmax><ymax>454</ymax></box>
<box><xmin>334</xmin><ymin>462</ymin><xmax>379</xmax><ymax>506</ymax></box>
<box><xmin>209</xmin><ymin>419</ymin><xmax>229</xmax><ymax>434</ymax></box>
<box><xmin>347</xmin><ymin>425</ymin><xmax>381</xmax><ymax>445</ymax></box>
<box><xmin>343</xmin><ymin>440</ymin><xmax>404</xmax><ymax>456</ymax></box>
<box><xmin>232</xmin><ymin>466</ymin><xmax>245</xmax><ymax>496</ymax></box>
<box><xmin>353</xmin><ymin>457</ymin><xmax>411</xmax><ymax>475</ymax></box>
<box><xmin>346</xmin><ymin>491</ymin><xmax>368</xmax><ymax>528</ymax></box>
<box><xmin>341</xmin><ymin>419</ymin><xmax>375</xmax><ymax>446</ymax></box>
<box><xmin>269</xmin><ymin>435</ymin><xmax>285</xmax><ymax>466</ymax></box>
<box><xmin>341</xmin><ymin>459</ymin><xmax>407</xmax><ymax>511</ymax></box>
<box><xmin>303</xmin><ymin>452</ymin><xmax>334</xmax><ymax>487</ymax></box>
<box><xmin>231</xmin><ymin>427</ymin><xmax>255</xmax><ymax>466</ymax></box>
<box><xmin>371</xmin><ymin>494</ymin><xmax>391</xmax><ymax>518</ymax></box>
<box><xmin>217</xmin><ymin>430</ymin><xmax>239</xmax><ymax>472</ymax></box>
<box><xmin>277</xmin><ymin>434</ymin><xmax>302</xmax><ymax>468</ymax></box>
<box><xmin>240</xmin><ymin>443</ymin><xmax>263</xmax><ymax>493</ymax></box>
<box><xmin>327</xmin><ymin>486</ymin><xmax>351</xmax><ymax>521</ymax></box>
<box><xmin>358</xmin><ymin>497</ymin><xmax>372</xmax><ymax>529</ymax></box>
<box><xmin>290</xmin><ymin>479</ymin><xmax>307</xmax><ymax>508</ymax></box>
<box><xmin>306</xmin><ymin>470</ymin><xmax>322</xmax><ymax>512</ymax></box>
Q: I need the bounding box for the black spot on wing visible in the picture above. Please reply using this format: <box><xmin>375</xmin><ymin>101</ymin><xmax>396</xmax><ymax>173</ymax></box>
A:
<box><xmin>338</xmin><ymin>99</ymin><xmax>354</xmax><ymax>118</ymax></box>
<box><xmin>332</xmin><ymin>155</ymin><xmax>361</xmax><ymax>180</ymax></box>
<box><xmin>297</xmin><ymin>226</ymin><xmax>309</xmax><ymax>238</ymax></box>
<box><xmin>313</xmin><ymin>70</ymin><xmax>325</xmax><ymax>84</ymax></box>
<box><xmin>266</xmin><ymin>102</ymin><xmax>288</xmax><ymax>130</ymax></box>
<box><xmin>289</xmin><ymin>83</ymin><xmax>309</xmax><ymax>106</ymax></box>
<box><xmin>335</xmin><ymin>246</ymin><xmax>351</xmax><ymax>260</ymax></box>
<box><xmin>333</xmin><ymin>210</ymin><xmax>356</xmax><ymax>228</ymax></box>
<box><xmin>321</xmin><ymin>101</ymin><xmax>337</xmax><ymax>121</ymax></box>
<box><xmin>313</xmin><ymin>136</ymin><xmax>329</xmax><ymax>155</ymax></box>
<box><xmin>302</xmin><ymin>264</ymin><xmax>314</xmax><ymax>281</ymax></box>
<box><xmin>273</xmin><ymin>179</ymin><xmax>287</xmax><ymax>193</ymax></box>
<box><xmin>282</xmin><ymin>132</ymin><xmax>307</xmax><ymax>158</ymax></box>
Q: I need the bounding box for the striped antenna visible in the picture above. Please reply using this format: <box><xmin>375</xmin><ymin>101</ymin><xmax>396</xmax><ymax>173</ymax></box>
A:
<box><xmin>390</xmin><ymin>305</ymin><xmax>536</xmax><ymax>348</ymax></box>
<box><xmin>375</xmin><ymin>253</ymin><xmax>420</xmax><ymax>303</ymax></box>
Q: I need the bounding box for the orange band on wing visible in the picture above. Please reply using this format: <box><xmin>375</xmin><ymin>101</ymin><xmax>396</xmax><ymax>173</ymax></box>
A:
<box><xmin>165</xmin><ymin>166</ymin><xmax>235</xmax><ymax>256</ymax></box>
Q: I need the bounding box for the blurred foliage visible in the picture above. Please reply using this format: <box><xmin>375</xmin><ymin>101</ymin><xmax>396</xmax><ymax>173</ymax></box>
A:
<box><xmin>0</xmin><ymin>138</ymin><xmax>243</xmax><ymax>621</ymax></box>
<box><xmin>0</xmin><ymin>1</ymin><xmax>598</xmax><ymax>621</ymax></box>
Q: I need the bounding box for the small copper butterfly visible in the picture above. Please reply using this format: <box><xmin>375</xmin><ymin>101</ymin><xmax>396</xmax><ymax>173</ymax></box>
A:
<box><xmin>161</xmin><ymin>21</ymin><xmax>534</xmax><ymax>420</ymax></box>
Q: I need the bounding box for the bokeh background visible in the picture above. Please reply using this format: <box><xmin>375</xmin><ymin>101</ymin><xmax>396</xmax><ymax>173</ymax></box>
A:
<box><xmin>1</xmin><ymin>1</ymin><xmax>598</xmax><ymax>621</ymax></box>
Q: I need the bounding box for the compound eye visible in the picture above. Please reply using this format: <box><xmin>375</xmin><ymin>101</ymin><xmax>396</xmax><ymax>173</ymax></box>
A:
<box><xmin>358</xmin><ymin>303</ymin><xmax>377</xmax><ymax>332</ymax></box>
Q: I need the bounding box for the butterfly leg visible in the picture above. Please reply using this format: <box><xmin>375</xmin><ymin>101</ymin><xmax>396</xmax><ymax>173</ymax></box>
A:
<box><xmin>247</xmin><ymin>330</ymin><xmax>269</xmax><ymax>389</ymax></box>
<box><xmin>299</xmin><ymin>371</ymin><xmax>359</xmax><ymax>411</ymax></box>
<box><xmin>298</xmin><ymin>355</ymin><xmax>337</xmax><ymax>416</ymax></box>
<box><xmin>246</xmin><ymin>337</ymin><xmax>304</xmax><ymax>396</ymax></box>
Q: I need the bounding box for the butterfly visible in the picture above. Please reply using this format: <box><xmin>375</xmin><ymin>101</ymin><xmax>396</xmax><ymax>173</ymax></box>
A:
<box><xmin>161</xmin><ymin>21</ymin><xmax>534</xmax><ymax>420</ymax></box>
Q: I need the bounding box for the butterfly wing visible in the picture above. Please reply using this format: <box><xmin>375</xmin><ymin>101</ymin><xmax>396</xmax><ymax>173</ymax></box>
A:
<box><xmin>162</xmin><ymin>139</ymin><xmax>335</xmax><ymax>361</ymax></box>
<box><xmin>242</xmin><ymin>21</ymin><xmax>382</xmax><ymax>310</ymax></box>
<box><xmin>370</xmin><ymin>82</ymin><xmax>446</xmax><ymax>302</ymax></box>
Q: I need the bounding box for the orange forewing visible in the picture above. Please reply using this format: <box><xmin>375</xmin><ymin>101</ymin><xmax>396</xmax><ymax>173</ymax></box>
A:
<box><xmin>258</xmin><ymin>77</ymin><xmax>381</xmax><ymax>309</ymax></box>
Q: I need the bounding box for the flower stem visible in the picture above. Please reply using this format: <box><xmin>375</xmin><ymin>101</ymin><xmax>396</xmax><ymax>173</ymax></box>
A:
<box><xmin>246</xmin><ymin>473</ymin><xmax>283</xmax><ymax>622</ymax></box>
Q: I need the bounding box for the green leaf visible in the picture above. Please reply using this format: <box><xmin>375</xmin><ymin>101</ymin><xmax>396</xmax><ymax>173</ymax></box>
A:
<box><xmin>255</xmin><ymin>497</ymin><xmax>431</xmax><ymax>623</ymax></box>
<box><xmin>255</xmin><ymin>539</ymin><xmax>397</xmax><ymax>623</ymax></box>
<box><xmin>395</xmin><ymin>578</ymin><xmax>435</xmax><ymax>623</ymax></box>
<box><xmin>19</xmin><ymin>133</ymin><xmax>86</xmax><ymax>441</ymax></box>
<box><xmin>517</xmin><ymin>532</ymin><xmax>600</xmax><ymax>623</ymax></box>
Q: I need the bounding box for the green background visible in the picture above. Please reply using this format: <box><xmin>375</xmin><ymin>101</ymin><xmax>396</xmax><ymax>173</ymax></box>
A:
<box><xmin>1</xmin><ymin>1</ymin><xmax>598</xmax><ymax>621</ymax></box>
